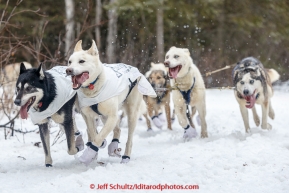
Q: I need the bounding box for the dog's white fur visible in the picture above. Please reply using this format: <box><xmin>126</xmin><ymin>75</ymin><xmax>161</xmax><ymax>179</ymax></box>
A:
<box><xmin>164</xmin><ymin>46</ymin><xmax>208</xmax><ymax>138</ymax></box>
<box><xmin>235</xmin><ymin>68</ymin><xmax>279</xmax><ymax>132</ymax></box>
<box><xmin>68</xmin><ymin>40</ymin><xmax>143</xmax><ymax>162</ymax></box>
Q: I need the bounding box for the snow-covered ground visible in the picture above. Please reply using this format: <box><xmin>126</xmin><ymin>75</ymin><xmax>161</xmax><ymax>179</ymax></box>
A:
<box><xmin>0</xmin><ymin>88</ymin><xmax>289</xmax><ymax>193</ymax></box>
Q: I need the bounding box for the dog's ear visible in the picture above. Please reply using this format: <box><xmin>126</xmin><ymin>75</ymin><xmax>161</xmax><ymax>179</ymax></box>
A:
<box><xmin>169</xmin><ymin>46</ymin><xmax>176</xmax><ymax>50</ymax></box>
<box><xmin>74</xmin><ymin>40</ymin><xmax>83</xmax><ymax>52</ymax></box>
<box><xmin>36</xmin><ymin>63</ymin><xmax>45</xmax><ymax>80</ymax></box>
<box><xmin>87</xmin><ymin>40</ymin><xmax>98</xmax><ymax>56</ymax></box>
<box><xmin>182</xmin><ymin>48</ymin><xmax>190</xmax><ymax>56</ymax></box>
<box><xmin>19</xmin><ymin>62</ymin><xmax>27</xmax><ymax>74</ymax></box>
<box><xmin>151</xmin><ymin>62</ymin><xmax>155</xmax><ymax>67</ymax></box>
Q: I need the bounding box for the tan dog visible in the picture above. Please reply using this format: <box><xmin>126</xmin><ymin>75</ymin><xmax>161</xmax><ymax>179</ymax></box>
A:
<box><xmin>66</xmin><ymin>40</ymin><xmax>156</xmax><ymax>164</ymax></box>
<box><xmin>164</xmin><ymin>46</ymin><xmax>208</xmax><ymax>139</ymax></box>
<box><xmin>144</xmin><ymin>63</ymin><xmax>172</xmax><ymax>131</ymax></box>
<box><xmin>233</xmin><ymin>57</ymin><xmax>280</xmax><ymax>132</ymax></box>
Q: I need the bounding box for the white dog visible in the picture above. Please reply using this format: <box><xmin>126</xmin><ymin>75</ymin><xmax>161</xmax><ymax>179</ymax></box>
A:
<box><xmin>164</xmin><ymin>46</ymin><xmax>208</xmax><ymax>139</ymax></box>
<box><xmin>66</xmin><ymin>40</ymin><xmax>156</xmax><ymax>164</ymax></box>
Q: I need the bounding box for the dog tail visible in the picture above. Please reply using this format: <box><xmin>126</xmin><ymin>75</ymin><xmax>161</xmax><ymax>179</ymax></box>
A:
<box><xmin>267</xmin><ymin>68</ymin><xmax>280</xmax><ymax>83</ymax></box>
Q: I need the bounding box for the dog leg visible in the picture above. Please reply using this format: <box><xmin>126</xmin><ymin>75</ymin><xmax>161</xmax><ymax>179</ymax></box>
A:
<box><xmin>61</xmin><ymin>119</ymin><xmax>79</xmax><ymax>155</ymax></box>
<box><xmin>239</xmin><ymin>105</ymin><xmax>250</xmax><ymax>133</ymax></box>
<box><xmin>151</xmin><ymin>105</ymin><xmax>162</xmax><ymax>129</ymax></box>
<box><xmin>196</xmin><ymin>102</ymin><xmax>208</xmax><ymax>138</ymax></box>
<box><xmin>175</xmin><ymin>104</ymin><xmax>197</xmax><ymax>139</ymax></box>
<box><xmin>165</xmin><ymin>102</ymin><xmax>172</xmax><ymax>130</ymax></box>
<box><xmin>108</xmin><ymin>124</ymin><xmax>122</xmax><ymax>157</ymax></box>
<box><xmin>268</xmin><ymin>101</ymin><xmax>275</xmax><ymax>120</ymax></box>
<box><xmin>252</xmin><ymin>106</ymin><xmax>260</xmax><ymax>126</ymax></box>
<box><xmin>143</xmin><ymin>113</ymin><xmax>152</xmax><ymax>131</ymax></box>
<box><xmin>261</xmin><ymin>101</ymin><xmax>272</xmax><ymax>130</ymax></box>
<box><xmin>39</xmin><ymin>123</ymin><xmax>52</xmax><ymax>167</ymax></box>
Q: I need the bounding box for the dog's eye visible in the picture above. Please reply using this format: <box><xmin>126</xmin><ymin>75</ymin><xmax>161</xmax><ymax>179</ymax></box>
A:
<box><xmin>157</xmin><ymin>76</ymin><xmax>161</xmax><ymax>79</ymax></box>
<box><xmin>174</xmin><ymin>55</ymin><xmax>179</xmax><ymax>59</ymax></box>
<box><xmin>240</xmin><ymin>81</ymin><xmax>244</xmax><ymax>85</ymax></box>
<box><xmin>250</xmin><ymin>80</ymin><xmax>254</xmax><ymax>84</ymax></box>
<box><xmin>26</xmin><ymin>86</ymin><xmax>32</xmax><ymax>91</ymax></box>
<box><xmin>79</xmin><ymin>60</ymin><xmax>85</xmax><ymax>64</ymax></box>
<box><xmin>166</xmin><ymin>56</ymin><xmax>169</xmax><ymax>59</ymax></box>
<box><xmin>68</xmin><ymin>60</ymin><xmax>72</xmax><ymax>64</ymax></box>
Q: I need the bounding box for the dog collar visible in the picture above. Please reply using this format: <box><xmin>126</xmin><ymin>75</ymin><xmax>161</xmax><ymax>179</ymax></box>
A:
<box><xmin>82</xmin><ymin>77</ymin><xmax>98</xmax><ymax>90</ymax></box>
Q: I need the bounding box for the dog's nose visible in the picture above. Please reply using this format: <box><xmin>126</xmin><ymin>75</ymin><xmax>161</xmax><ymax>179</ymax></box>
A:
<box><xmin>243</xmin><ymin>89</ymin><xmax>249</xmax><ymax>95</ymax></box>
<box><xmin>14</xmin><ymin>99</ymin><xmax>21</xmax><ymax>106</ymax></box>
<box><xmin>164</xmin><ymin>61</ymin><xmax>170</xmax><ymax>67</ymax></box>
<box><xmin>66</xmin><ymin>68</ymin><xmax>73</xmax><ymax>75</ymax></box>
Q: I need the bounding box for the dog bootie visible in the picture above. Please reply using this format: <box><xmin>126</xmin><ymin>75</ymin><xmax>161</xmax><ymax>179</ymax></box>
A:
<box><xmin>121</xmin><ymin>156</ymin><xmax>130</xmax><ymax>164</ymax></box>
<box><xmin>75</xmin><ymin>131</ymin><xmax>84</xmax><ymax>152</ymax></box>
<box><xmin>158</xmin><ymin>113</ymin><xmax>166</xmax><ymax>123</ymax></box>
<box><xmin>183</xmin><ymin>125</ymin><xmax>198</xmax><ymax>139</ymax></box>
<box><xmin>78</xmin><ymin>142</ymin><xmax>99</xmax><ymax>166</ymax></box>
<box><xmin>152</xmin><ymin>116</ymin><xmax>162</xmax><ymax>129</ymax></box>
<box><xmin>108</xmin><ymin>139</ymin><xmax>121</xmax><ymax>157</ymax></box>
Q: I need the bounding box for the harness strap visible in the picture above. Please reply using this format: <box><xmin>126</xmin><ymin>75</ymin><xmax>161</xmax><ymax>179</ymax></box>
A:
<box><xmin>90</xmin><ymin>103</ymin><xmax>102</xmax><ymax>116</ymax></box>
<box><xmin>178</xmin><ymin>77</ymin><xmax>196</xmax><ymax>105</ymax></box>
<box><xmin>125</xmin><ymin>78</ymin><xmax>138</xmax><ymax>99</ymax></box>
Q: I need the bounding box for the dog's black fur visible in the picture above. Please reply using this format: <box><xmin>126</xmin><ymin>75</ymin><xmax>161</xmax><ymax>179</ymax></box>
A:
<box><xmin>14</xmin><ymin>63</ymin><xmax>81</xmax><ymax>167</ymax></box>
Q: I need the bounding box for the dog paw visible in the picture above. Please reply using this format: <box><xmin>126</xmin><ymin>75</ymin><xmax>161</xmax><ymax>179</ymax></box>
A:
<box><xmin>75</xmin><ymin>131</ymin><xmax>84</xmax><ymax>152</ymax></box>
<box><xmin>158</xmin><ymin>113</ymin><xmax>166</xmax><ymax>122</ymax></box>
<box><xmin>152</xmin><ymin>116</ymin><xmax>162</xmax><ymax>129</ymax></box>
<box><xmin>147</xmin><ymin>128</ymin><xmax>153</xmax><ymax>132</ymax></box>
<box><xmin>121</xmin><ymin>156</ymin><xmax>130</xmax><ymax>164</ymax></box>
<box><xmin>99</xmin><ymin>139</ymin><xmax>107</xmax><ymax>149</ymax></box>
<box><xmin>78</xmin><ymin>142</ymin><xmax>99</xmax><ymax>166</ymax></box>
<box><xmin>253</xmin><ymin>116</ymin><xmax>260</xmax><ymax>126</ymax></box>
<box><xmin>108</xmin><ymin>140</ymin><xmax>122</xmax><ymax>158</ymax></box>
<box><xmin>183</xmin><ymin>126</ymin><xmax>198</xmax><ymax>139</ymax></box>
<box><xmin>201</xmin><ymin>131</ymin><xmax>208</xmax><ymax>138</ymax></box>
<box><xmin>261</xmin><ymin>123</ymin><xmax>272</xmax><ymax>130</ymax></box>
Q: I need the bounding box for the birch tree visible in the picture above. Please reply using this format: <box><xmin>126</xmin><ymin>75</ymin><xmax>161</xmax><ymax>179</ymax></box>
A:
<box><xmin>106</xmin><ymin>0</ymin><xmax>118</xmax><ymax>63</ymax></box>
<box><xmin>95</xmin><ymin>0</ymin><xmax>102</xmax><ymax>49</ymax></box>
<box><xmin>65</xmin><ymin>0</ymin><xmax>75</xmax><ymax>56</ymax></box>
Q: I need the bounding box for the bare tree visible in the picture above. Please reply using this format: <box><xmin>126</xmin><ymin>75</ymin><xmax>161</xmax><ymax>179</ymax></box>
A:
<box><xmin>65</xmin><ymin>0</ymin><xmax>75</xmax><ymax>56</ymax></box>
<box><xmin>106</xmin><ymin>0</ymin><xmax>118</xmax><ymax>63</ymax></box>
<box><xmin>156</xmin><ymin>4</ymin><xmax>164</xmax><ymax>62</ymax></box>
<box><xmin>95</xmin><ymin>0</ymin><xmax>102</xmax><ymax>49</ymax></box>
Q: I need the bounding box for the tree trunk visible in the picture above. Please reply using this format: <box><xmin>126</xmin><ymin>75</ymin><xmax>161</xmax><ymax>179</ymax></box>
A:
<box><xmin>156</xmin><ymin>6</ymin><xmax>164</xmax><ymax>63</ymax></box>
<box><xmin>106</xmin><ymin>0</ymin><xmax>118</xmax><ymax>63</ymax></box>
<box><xmin>65</xmin><ymin>0</ymin><xmax>75</xmax><ymax>57</ymax></box>
<box><xmin>95</xmin><ymin>0</ymin><xmax>102</xmax><ymax>49</ymax></box>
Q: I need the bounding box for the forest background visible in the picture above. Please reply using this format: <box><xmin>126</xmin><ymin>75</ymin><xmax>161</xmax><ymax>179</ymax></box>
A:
<box><xmin>1</xmin><ymin>0</ymin><xmax>289</xmax><ymax>87</ymax></box>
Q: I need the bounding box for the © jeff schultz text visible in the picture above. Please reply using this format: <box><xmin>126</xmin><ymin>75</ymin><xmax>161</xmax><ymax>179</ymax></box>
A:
<box><xmin>90</xmin><ymin>183</ymin><xmax>199</xmax><ymax>191</ymax></box>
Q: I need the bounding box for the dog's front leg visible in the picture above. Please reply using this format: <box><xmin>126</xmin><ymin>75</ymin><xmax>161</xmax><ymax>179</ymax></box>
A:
<box><xmin>196</xmin><ymin>101</ymin><xmax>208</xmax><ymax>138</ymax></box>
<box><xmin>261</xmin><ymin>101</ymin><xmax>272</xmax><ymax>130</ymax></box>
<box><xmin>38</xmin><ymin>123</ymin><xmax>52</xmax><ymax>167</ymax></box>
<box><xmin>252</xmin><ymin>106</ymin><xmax>260</xmax><ymax>126</ymax></box>
<box><xmin>239</xmin><ymin>105</ymin><xmax>250</xmax><ymax>133</ymax></box>
<box><xmin>175</xmin><ymin>103</ymin><xmax>197</xmax><ymax>139</ymax></box>
<box><xmin>268</xmin><ymin>100</ymin><xmax>275</xmax><ymax>120</ymax></box>
<box><xmin>165</xmin><ymin>101</ymin><xmax>172</xmax><ymax>130</ymax></box>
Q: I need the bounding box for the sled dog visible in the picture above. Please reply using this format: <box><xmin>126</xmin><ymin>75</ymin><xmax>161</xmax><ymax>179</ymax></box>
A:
<box><xmin>164</xmin><ymin>46</ymin><xmax>208</xmax><ymax>139</ymax></box>
<box><xmin>144</xmin><ymin>62</ymin><xmax>172</xmax><ymax>131</ymax></box>
<box><xmin>232</xmin><ymin>57</ymin><xmax>280</xmax><ymax>132</ymax></box>
<box><xmin>14</xmin><ymin>63</ymin><xmax>84</xmax><ymax>167</ymax></box>
<box><xmin>66</xmin><ymin>40</ymin><xmax>156</xmax><ymax>164</ymax></box>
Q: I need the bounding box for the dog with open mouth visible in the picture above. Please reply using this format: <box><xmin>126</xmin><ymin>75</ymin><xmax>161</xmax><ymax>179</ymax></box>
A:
<box><xmin>66</xmin><ymin>40</ymin><xmax>156</xmax><ymax>165</ymax></box>
<box><xmin>233</xmin><ymin>57</ymin><xmax>280</xmax><ymax>132</ymax></box>
<box><xmin>14</xmin><ymin>63</ymin><xmax>84</xmax><ymax>167</ymax></box>
<box><xmin>144</xmin><ymin>62</ymin><xmax>173</xmax><ymax>131</ymax></box>
<box><xmin>164</xmin><ymin>46</ymin><xmax>208</xmax><ymax>139</ymax></box>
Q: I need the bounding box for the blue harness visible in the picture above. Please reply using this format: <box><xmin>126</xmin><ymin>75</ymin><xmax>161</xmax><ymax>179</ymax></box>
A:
<box><xmin>177</xmin><ymin>77</ymin><xmax>195</xmax><ymax>104</ymax></box>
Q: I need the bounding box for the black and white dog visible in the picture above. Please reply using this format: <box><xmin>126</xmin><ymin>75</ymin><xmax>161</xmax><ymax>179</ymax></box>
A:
<box><xmin>233</xmin><ymin>57</ymin><xmax>280</xmax><ymax>133</ymax></box>
<box><xmin>14</xmin><ymin>63</ymin><xmax>84</xmax><ymax>167</ymax></box>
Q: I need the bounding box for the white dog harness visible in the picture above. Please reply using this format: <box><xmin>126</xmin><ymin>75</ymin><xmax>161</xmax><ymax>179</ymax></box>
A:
<box><xmin>77</xmin><ymin>63</ymin><xmax>156</xmax><ymax>109</ymax></box>
<box><xmin>29</xmin><ymin>66</ymin><xmax>77</xmax><ymax>124</ymax></box>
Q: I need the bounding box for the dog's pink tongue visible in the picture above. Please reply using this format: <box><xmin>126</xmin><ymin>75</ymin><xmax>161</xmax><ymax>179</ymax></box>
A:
<box><xmin>245</xmin><ymin>95</ymin><xmax>256</xmax><ymax>109</ymax></box>
<box><xmin>169</xmin><ymin>67</ymin><xmax>179</xmax><ymax>79</ymax></box>
<box><xmin>76</xmin><ymin>73</ymin><xmax>89</xmax><ymax>84</ymax></box>
<box><xmin>20</xmin><ymin>103</ymin><xmax>29</xmax><ymax>119</ymax></box>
